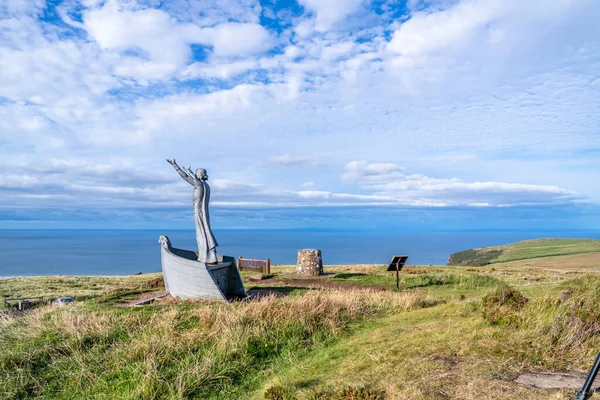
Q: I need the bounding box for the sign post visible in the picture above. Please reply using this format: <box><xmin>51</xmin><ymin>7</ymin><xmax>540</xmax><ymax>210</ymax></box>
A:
<box><xmin>387</xmin><ymin>255</ymin><xmax>409</xmax><ymax>290</ymax></box>
<box><xmin>575</xmin><ymin>351</ymin><xmax>600</xmax><ymax>400</ymax></box>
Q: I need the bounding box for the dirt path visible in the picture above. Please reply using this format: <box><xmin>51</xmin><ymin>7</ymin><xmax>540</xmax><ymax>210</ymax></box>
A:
<box><xmin>110</xmin><ymin>290</ymin><xmax>167</xmax><ymax>307</ymax></box>
<box><xmin>256</xmin><ymin>276</ymin><xmax>391</xmax><ymax>291</ymax></box>
<box><xmin>111</xmin><ymin>275</ymin><xmax>393</xmax><ymax>306</ymax></box>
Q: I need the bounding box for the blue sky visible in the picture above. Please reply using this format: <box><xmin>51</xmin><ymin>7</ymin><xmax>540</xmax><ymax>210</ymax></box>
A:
<box><xmin>0</xmin><ymin>0</ymin><xmax>599</xmax><ymax>230</ymax></box>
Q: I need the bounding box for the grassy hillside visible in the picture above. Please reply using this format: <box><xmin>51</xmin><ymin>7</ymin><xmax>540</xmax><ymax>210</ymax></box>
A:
<box><xmin>2</xmin><ymin>259</ymin><xmax>600</xmax><ymax>399</ymax></box>
<box><xmin>447</xmin><ymin>238</ymin><xmax>600</xmax><ymax>266</ymax></box>
<box><xmin>496</xmin><ymin>252</ymin><xmax>600</xmax><ymax>270</ymax></box>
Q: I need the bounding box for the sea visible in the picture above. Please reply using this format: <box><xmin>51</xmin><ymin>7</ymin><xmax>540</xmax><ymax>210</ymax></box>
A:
<box><xmin>1</xmin><ymin>229</ymin><xmax>599</xmax><ymax>278</ymax></box>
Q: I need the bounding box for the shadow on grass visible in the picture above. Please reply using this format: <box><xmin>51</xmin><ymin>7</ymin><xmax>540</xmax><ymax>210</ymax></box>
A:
<box><xmin>333</xmin><ymin>273</ymin><xmax>368</xmax><ymax>279</ymax></box>
<box><xmin>247</xmin><ymin>286</ymin><xmax>310</xmax><ymax>298</ymax></box>
<box><xmin>96</xmin><ymin>288</ymin><xmax>160</xmax><ymax>304</ymax></box>
<box><xmin>295</xmin><ymin>378</ymin><xmax>322</xmax><ymax>389</ymax></box>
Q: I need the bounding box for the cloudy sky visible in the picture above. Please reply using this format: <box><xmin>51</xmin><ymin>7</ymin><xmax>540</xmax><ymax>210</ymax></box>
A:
<box><xmin>0</xmin><ymin>0</ymin><xmax>599</xmax><ymax>229</ymax></box>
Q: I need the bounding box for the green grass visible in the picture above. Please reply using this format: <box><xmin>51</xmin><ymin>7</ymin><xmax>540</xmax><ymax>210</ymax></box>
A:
<box><xmin>0</xmin><ymin>274</ymin><xmax>162</xmax><ymax>308</ymax></box>
<box><xmin>2</xmin><ymin>244</ymin><xmax>600</xmax><ymax>399</ymax></box>
<box><xmin>448</xmin><ymin>238</ymin><xmax>600</xmax><ymax>266</ymax></box>
<box><xmin>493</xmin><ymin>238</ymin><xmax>600</xmax><ymax>263</ymax></box>
<box><xmin>312</xmin><ymin>269</ymin><xmax>503</xmax><ymax>301</ymax></box>
<box><xmin>328</xmin><ymin>272</ymin><xmax>393</xmax><ymax>286</ymax></box>
<box><xmin>0</xmin><ymin>288</ymin><xmax>436</xmax><ymax>399</ymax></box>
<box><xmin>257</xmin><ymin>276</ymin><xmax>600</xmax><ymax>399</ymax></box>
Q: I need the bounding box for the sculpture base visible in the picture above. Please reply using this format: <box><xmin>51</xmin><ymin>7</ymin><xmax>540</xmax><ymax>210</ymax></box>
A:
<box><xmin>159</xmin><ymin>236</ymin><xmax>247</xmax><ymax>301</ymax></box>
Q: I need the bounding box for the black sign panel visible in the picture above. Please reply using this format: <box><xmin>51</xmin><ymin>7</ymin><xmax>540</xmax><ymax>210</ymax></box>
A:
<box><xmin>387</xmin><ymin>255</ymin><xmax>409</xmax><ymax>271</ymax></box>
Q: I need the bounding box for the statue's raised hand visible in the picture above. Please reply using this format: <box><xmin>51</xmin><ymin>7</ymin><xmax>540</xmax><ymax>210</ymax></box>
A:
<box><xmin>166</xmin><ymin>159</ymin><xmax>178</xmax><ymax>168</ymax></box>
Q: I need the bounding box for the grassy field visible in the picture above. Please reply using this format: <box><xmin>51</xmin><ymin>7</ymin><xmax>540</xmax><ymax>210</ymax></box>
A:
<box><xmin>0</xmin><ymin>275</ymin><xmax>163</xmax><ymax>303</ymax></box>
<box><xmin>2</xmin><ymin>241</ymin><xmax>600</xmax><ymax>399</ymax></box>
<box><xmin>447</xmin><ymin>238</ymin><xmax>600</xmax><ymax>266</ymax></box>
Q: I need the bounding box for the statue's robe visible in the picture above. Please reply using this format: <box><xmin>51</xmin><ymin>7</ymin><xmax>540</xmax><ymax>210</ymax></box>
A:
<box><xmin>193</xmin><ymin>181</ymin><xmax>218</xmax><ymax>262</ymax></box>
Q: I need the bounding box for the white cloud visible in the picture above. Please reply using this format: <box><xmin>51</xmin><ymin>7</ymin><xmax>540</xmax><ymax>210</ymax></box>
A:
<box><xmin>0</xmin><ymin>156</ymin><xmax>580</xmax><ymax>215</ymax></box>
<box><xmin>80</xmin><ymin>3</ymin><xmax>273</xmax><ymax>81</ymax></box>
<box><xmin>321</xmin><ymin>41</ymin><xmax>356</xmax><ymax>61</ymax></box>
<box><xmin>1</xmin><ymin>0</ymin><xmax>599</xmax><ymax>227</ymax></box>
<box><xmin>387</xmin><ymin>0</ymin><xmax>505</xmax><ymax>57</ymax></box>
<box><xmin>298</xmin><ymin>0</ymin><xmax>365</xmax><ymax>32</ymax></box>
<box><xmin>343</xmin><ymin>161</ymin><xmax>406</xmax><ymax>182</ymax></box>
<box><xmin>342</xmin><ymin>161</ymin><xmax>578</xmax><ymax>206</ymax></box>
<box><xmin>386</xmin><ymin>0</ymin><xmax>593</xmax><ymax>69</ymax></box>
<box><xmin>284</xmin><ymin>45</ymin><xmax>303</xmax><ymax>59</ymax></box>
<box><xmin>267</xmin><ymin>154</ymin><xmax>316</xmax><ymax>166</ymax></box>
<box><xmin>82</xmin><ymin>1</ymin><xmax>206</xmax><ymax>79</ymax></box>
<box><xmin>182</xmin><ymin>59</ymin><xmax>259</xmax><ymax>80</ymax></box>
<box><xmin>0</xmin><ymin>0</ymin><xmax>45</xmax><ymax>16</ymax></box>
<box><xmin>210</xmin><ymin>23</ymin><xmax>274</xmax><ymax>57</ymax></box>
<box><xmin>157</xmin><ymin>0</ymin><xmax>262</xmax><ymax>25</ymax></box>
<box><xmin>134</xmin><ymin>83</ymin><xmax>267</xmax><ymax>133</ymax></box>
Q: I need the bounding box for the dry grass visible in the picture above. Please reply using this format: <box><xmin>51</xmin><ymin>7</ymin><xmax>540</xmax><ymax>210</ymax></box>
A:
<box><xmin>3</xmin><ymin>254</ymin><xmax>600</xmax><ymax>399</ymax></box>
<box><xmin>0</xmin><ymin>288</ymin><xmax>437</xmax><ymax>400</ymax></box>
<box><xmin>0</xmin><ymin>274</ymin><xmax>163</xmax><ymax>305</ymax></box>
<box><xmin>492</xmin><ymin>252</ymin><xmax>600</xmax><ymax>271</ymax></box>
<box><xmin>261</xmin><ymin>299</ymin><xmax>584</xmax><ymax>400</ymax></box>
<box><xmin>253</xmin><ymin>274</ymin><xmax>600</xmax><ymax>399</ymax></box>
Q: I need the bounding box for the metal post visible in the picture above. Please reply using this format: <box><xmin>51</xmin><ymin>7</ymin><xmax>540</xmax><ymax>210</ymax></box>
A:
<box><xmin>238</xmin><ymin>256</ymin><xmax>243</xmax><ymax>271</ymax></box>
<box><xmin>576</xmin><ymin>352</ymin><xmax>600</xmax><ymax>400</ymax></box>
<box><xmin>396</xmin><ymin>263</ymin><xmax>399</xmax><ymax>290</ymax></box>
<box><xmin>266</xmin><ymin>258</ymin><xmax>271</xmax><ymax>274</ymax></box>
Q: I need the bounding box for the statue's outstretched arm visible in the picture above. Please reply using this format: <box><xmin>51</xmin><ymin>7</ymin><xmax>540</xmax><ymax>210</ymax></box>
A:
<box><xmin>167</xmin><ymin>159</ymin><xmax>195</xmax><ymax>186</ymax></box>
<box><xmin>183</xmin><ymin>166</ymin><xmax>201</xmax><ymax>185</ymax></box>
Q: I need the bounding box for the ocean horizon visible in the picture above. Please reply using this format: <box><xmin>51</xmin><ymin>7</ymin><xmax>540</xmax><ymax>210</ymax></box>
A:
<box><xmin>1</xmin><ymin>229</ymin><xmax>599</xmax><ymax>278</ymax></box>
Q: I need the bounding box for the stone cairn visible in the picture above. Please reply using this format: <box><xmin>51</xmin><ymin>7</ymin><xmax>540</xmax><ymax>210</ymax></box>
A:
<box><xmin>296</xmin><ymin>249</ymin><xmax>323</xmax><ymax>276</ymax></box>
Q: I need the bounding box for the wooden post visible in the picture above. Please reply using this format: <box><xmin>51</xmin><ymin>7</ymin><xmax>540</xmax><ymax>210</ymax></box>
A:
<box><xmin>387</xmin><ymin>255</ymin><xmax>408</xmax><ymax>291</ymax></box>
<box><xmin>266</xmin><ymin>258</ymin><xmax>271</xmax><ymax>274</ymax></box>
<box><xmin>238</xmin><ymin>256</ymin><xmax>243</xmax><ymax>271</ymax></box>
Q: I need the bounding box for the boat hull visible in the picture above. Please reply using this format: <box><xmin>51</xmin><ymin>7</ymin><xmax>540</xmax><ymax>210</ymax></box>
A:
<box><xmin>159</xmin><ymin>236</ymin><xmax>247</xmax><ymax>301</ymax></box>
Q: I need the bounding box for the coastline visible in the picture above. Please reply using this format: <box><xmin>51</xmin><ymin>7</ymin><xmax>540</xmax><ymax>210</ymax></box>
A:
<box><xmin>3</xmin><ymin>230</ymin><xmax>600</xmax><ymax>278</ymax></box>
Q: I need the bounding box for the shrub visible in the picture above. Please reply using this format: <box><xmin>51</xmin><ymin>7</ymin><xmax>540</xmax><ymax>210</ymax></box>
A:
<box><xmin>336</xmin><ymin>385</ymin><xmax>385</xmax><ymax>400</ymax></box>
<box><xmin>457</xmin><ymin>274</ymin><xmax>501</xmax><ymax>289</ymax></box>
<box><xmin>478</xmin><ymin>276</ymin><xmax>600</xmax><ymax>369</ymax></box>
<box><xmin>403</xmin><ymin>273</ymin><xmax>500</xmax><ymax>289</ymax></box>
<box><xmin>264</xmin><ymin>385</ymin><xmax>289</xmax><ymax>400</ymax></box>
<box><xmin>549</xmin><ymin>276</ymin><xmax>600</xmax><ymax>355</ymax></box>
<box><xmin>283</xmin><ymin>385</ymin><xmax>385</xmax><ymax>400</ymax></box>
<box><xmin>482</xmin><ymin>287</ymin><xmax>528</xmax><ymax>325</ymax></box>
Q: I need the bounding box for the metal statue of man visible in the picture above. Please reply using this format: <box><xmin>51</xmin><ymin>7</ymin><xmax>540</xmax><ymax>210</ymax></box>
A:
<box><xmin>167</xmin><ymin>159</ymin><xmax>218</xmax><ymax>264</ymax></box>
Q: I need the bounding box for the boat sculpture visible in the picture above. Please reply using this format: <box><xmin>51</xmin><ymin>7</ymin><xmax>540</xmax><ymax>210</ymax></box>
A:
<box><xmin>160</xmin><ymin>159</ymin><xmax>248</xmax><ymax>301</ymax></box>
<box><xmin>159</xmin><ymin>235</ymin><xmax>247</xmax><ymax>301</ymax></box>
